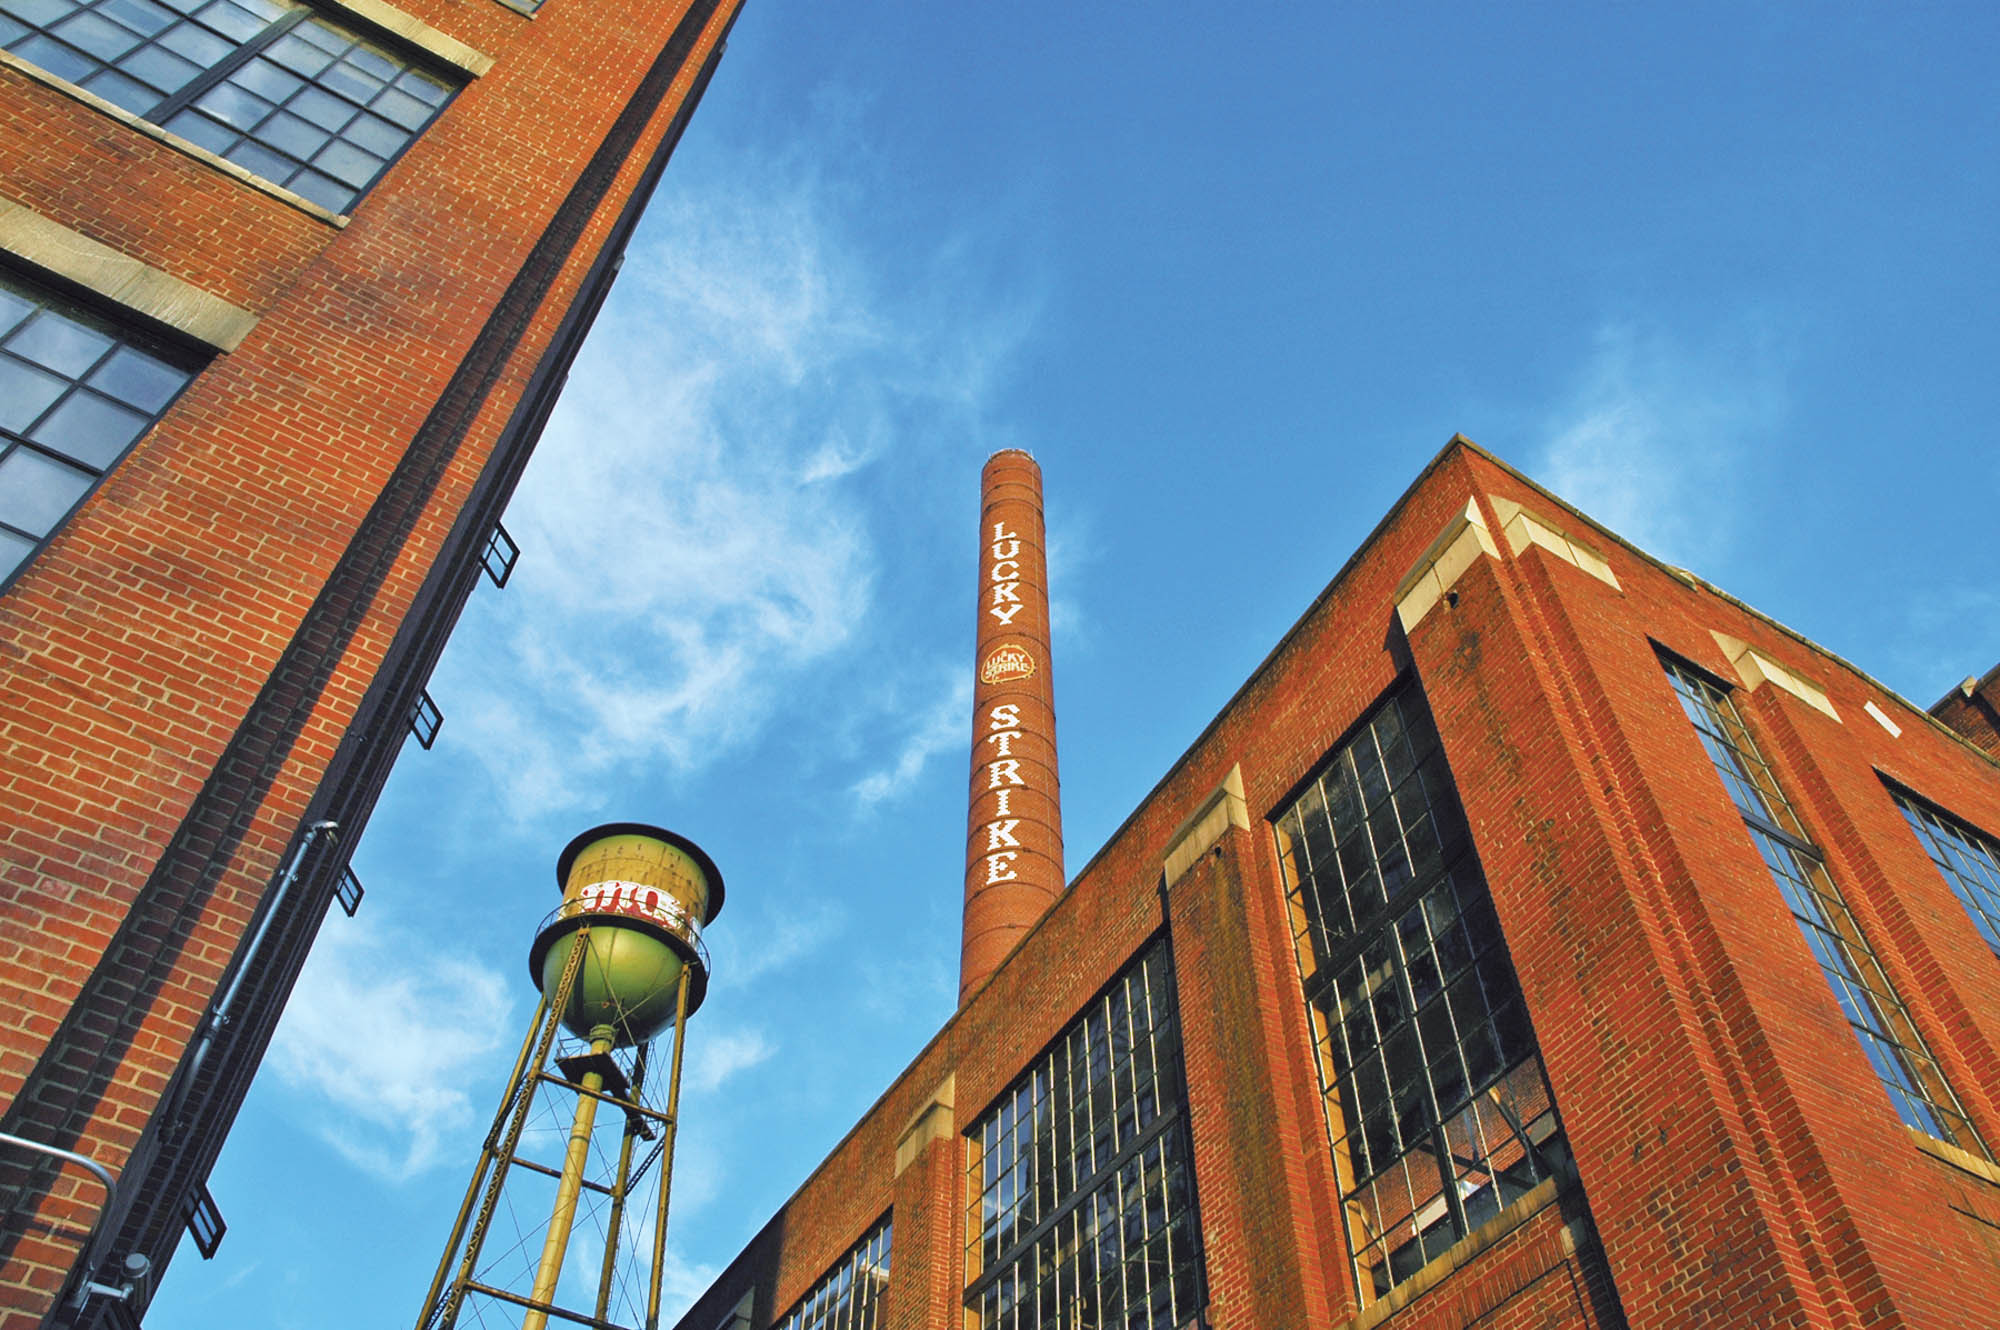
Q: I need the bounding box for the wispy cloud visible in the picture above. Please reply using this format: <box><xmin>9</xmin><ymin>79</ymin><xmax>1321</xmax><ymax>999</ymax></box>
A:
<box><xmin>267</xmin><ymin>914</ymin><xmax>513</xmax><ymax>1179</ymax></box>
<box><xmin>707</xmin><ymin>897</ymin><xmax>846</xmax><ymax>987</ymax></box>
<box><xmin>439</xmin><ymin>139</ymin><xmax>1040</xmax><ymax>823</ymax></box>
<box><xmin>1531</xmin><ymin>319</ymin><xmax>1790</xmax><ymax>568</ymax></box>
<box><xmin>851</xmin><ymin>668</ymin><xmax>971</xmax><ymax>807</ymax></box>
<box><xmin>687</xmin><ymin>1027</ymin><xmax>776</xmax><ymax>1095</ymax></box>
<box><xmin>1889</xmin><ymin>585</ymin><xmax>2000</xmax><ymax>703</ymax></box>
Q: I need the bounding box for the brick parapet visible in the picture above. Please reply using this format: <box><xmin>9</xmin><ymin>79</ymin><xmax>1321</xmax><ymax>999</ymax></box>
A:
<box><xmin>1164</xmin><ymin>820</ymin><xmax>1341</xmax><ymax>1328</ymax></box>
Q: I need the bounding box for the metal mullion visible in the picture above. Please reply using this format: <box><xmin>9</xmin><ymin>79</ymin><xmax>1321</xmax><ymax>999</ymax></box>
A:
<box><xmin>146</xmin><ymin>5</ymin><xmax>306</xmax><ymax>123</ymax></box>
<box><xmin>964</xmin><ymin>1104</ymin><xmax>1185</xmax><ymax>1306</ymax></box>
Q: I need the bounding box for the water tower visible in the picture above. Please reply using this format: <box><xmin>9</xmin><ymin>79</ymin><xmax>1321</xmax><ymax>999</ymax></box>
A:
<box><xmin>415</xmin><ymin>823</ymin><xmax>723</xmax><ymax>1330</ymax></box>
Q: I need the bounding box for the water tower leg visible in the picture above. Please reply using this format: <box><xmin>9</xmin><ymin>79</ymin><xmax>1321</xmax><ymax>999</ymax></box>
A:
<box><xmin>644</xmin><ymin>965</ymin><xmax>693</xmax><ymax>1330</ymax></box>
<box><xmin>522</xmin><ymin>1023</ymin><xmax>618</xmax><ymax>1330</ymax></box>
<box><xmin>415</xmin><ymin>993</ymin><xmax>550</xmax><ymax>1328</ymax></box>
<box><xmin>594</xmin><ymin>1044</ymin><xmax>649</xmax><ymax>1322</ymax></box>
<box><xmin>436</xmin><ymin>927</ymin><xmax>592</xmax><ymax>1330</ymax></box>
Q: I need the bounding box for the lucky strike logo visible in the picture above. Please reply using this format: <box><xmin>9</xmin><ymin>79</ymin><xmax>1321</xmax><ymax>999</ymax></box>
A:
<box><xmin>980</xmin><ymin>644</ymin><xmax>1036</xmax><ymax>685</ymax></box>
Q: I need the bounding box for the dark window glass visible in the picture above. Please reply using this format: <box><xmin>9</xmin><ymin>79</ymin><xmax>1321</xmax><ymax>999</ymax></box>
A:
<box><xmin>1274</xmin><ymin>684</ymin><xmax>1568</xmax><ymax>1305</ymax></box>
<box><xmin>1891</xmin><ymin>787</ymin><xmax>2000</xmax><ymax>961</ymax></box>
<box><xmin>774</xmin><ymin>1214</ymin><xmax>890</xmax><ymax>1330</ymax></box>
<box><xmin>966</xmin><ymin>940</ymin><xmax>1205</xmax><ymax>1330</ymax></box>
<box><xmin>0</xmin><ymin>267</ymin><xmax>200</xmax><ymax>586</ymax></box>
<box><xmin>1</xmin><ymin>0</ymin><xmax>457</xmax><ymax>211</ymax></box>
<box><xmin>1662</xmin><ymin>658</ymin><xmax>1985</xmax><ymax>1152</ymax></box>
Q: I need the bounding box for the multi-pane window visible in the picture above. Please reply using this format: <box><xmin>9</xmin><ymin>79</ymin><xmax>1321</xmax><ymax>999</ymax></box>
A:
<box><xmin>1662</xmin><ymin>658</ymin><xmax>1983</xmax><ymax>1150</ymax></box>
<box><xmin>774</xmin><ymin>1214</ymin><xmax>891</xmax><ymax>1330</ymax></box>
<box><xmin>0</xmin><ymin>0</ymin><xmax>456</xmax><ymax>213</ymax></box>
<box><xmin>1275</xmin><ymin>684</ymin><xmax>1567</xmax><ymax>1303</ymax></box>
<box><xmin>1891</xmin><ymin>787</ymin><xmax>2000</xmax><ymax>960</ymax></box>
<box><xmin>966</xmin><ymin>940</ymin><xmax>1204</xmax><ymax>1330</ymax></box>
<box><xmin>0</xmin><ymin>266</ymin><xmax>200</xmax><ymax>585</ymax></box>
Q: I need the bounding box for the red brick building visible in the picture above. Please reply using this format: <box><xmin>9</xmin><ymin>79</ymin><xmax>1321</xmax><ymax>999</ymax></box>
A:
<box><xmin>0</xmin><ymin>1</ymin><xmax>742</xmax><ymax>1323</ymax></box>
<box><xmin>673</xmin><ymin>439</ymin><xmax>2000</xmax><ymax>1330</ymax></box>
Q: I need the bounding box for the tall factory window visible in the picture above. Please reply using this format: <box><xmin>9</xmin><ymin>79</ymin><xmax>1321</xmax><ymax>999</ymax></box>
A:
<box><xmin>0</xmin><ymin>266</ymin><xmax>201</xmax><ymax>587</ymax></box>
<box><xmin>0</xmin><ymin>0</ymin><xmax>457</xmax><ymax>213</ymax></box>
<box><xmin>1662</xmin><ymin>658</ymin><xmax>1984</xmax><ymax>1150</ymax></box>
<box><xmin>774</xmin><ymin>1213</ymin><xmax>891</xmax><ymax>1330</ymax></box>
<box><xmin>965</xmin><ymin>939</ymin><xmax>1205</xmax><ymax>1330</ymax></box>
<box><xmin>1890</xmin><ymin>786</ymin><xmax>2000</xmax><ymax>960</ymax></box>
<box><xmin>1273</xmin><ymin>683</ymin><xmax>1567</xmax><ymax>1304</ymax></box>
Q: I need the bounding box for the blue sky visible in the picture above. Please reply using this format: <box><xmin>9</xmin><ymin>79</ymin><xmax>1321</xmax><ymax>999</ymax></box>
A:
<box><xmin>145</xmin><ymin>3</ymin><xmax>2000</xmax><ymax>1326</ymax></box>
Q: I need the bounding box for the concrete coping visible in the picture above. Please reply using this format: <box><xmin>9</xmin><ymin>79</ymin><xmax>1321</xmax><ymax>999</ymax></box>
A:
<box><xmin>1161</xmin><ymin>764</ymin><xmax>1251</xmax><ymax>888</ymax></box>
<box><xmin>1394</xmin><ymin>497</ymin><xmax>1500</xmax><ymax>633</ymax></box>
<box><xmin>1487</xmin><ymin>494</ymin><xmax>1620</xmax><ymax>591</ymax></box>
<box><xmin>1711</xmin><ymin>631</ymin><xmax>1841</xmax><ymax>722</ymax></box>
<box><xmin>0</xmin><ymin>195</ymin><xmax>258</xmax><ymax>352</ymax></box>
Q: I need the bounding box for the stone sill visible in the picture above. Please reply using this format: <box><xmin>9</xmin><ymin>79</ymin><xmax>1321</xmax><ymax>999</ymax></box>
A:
<box><xmin>1910</xmin><ymin>1127</ymin><xmax>2000</xmax><ymax>1189</ymax></box>
<box><xmin>1336</xmin><ymin>1172</ymin><xmax>1583</xmax><ymax>1330</ymax></box>
<box><xmin>0</xmin><ymin>50</ymin><xmax>348</xmax><ymax>228</ymax></box>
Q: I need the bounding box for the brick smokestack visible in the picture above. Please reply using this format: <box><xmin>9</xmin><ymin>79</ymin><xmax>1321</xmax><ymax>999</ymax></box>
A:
<box><xmin>962</xmin><ymin>450</ymin><xmax>1066</xmax><ymax>1001</ymax></box>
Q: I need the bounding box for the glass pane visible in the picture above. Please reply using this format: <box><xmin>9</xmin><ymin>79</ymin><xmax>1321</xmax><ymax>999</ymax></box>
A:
<box><xmin>7</xmin><ymin>310</ymin><xmax>112</xmax><ymax>376</ymax></box>
<box><xmin>195</xmin><ymin>78</ymin><xmax>273</xmax><ymax>129</ymax></box>
<box><xmin>286</xmin><ymin>168</ymin><xmax>352</xmax><ymax>213</ymax></box>
<box><xmin>86</xmin><ymin>345</ymin><xmax>189</xmax><ymax>411</ymax></box>
<box><xmin>117</xmin><ymin>41</ymin><xmax>201</xmax><ymax>94</ymax></box>
<box><xmin>100</xmin><ymin>0</ymin><xmax>171</xmax><ymax>35</ymax></box>
<box><xmin>28</xmin><ymin>390</ymin><xmax>150</xmax><ymax>467</ymax></box>
<box><xmin>2</xmin><ymin>0</ymin><xmax>77</xmax><ymax>28</ymax></box>
<box><xmin>0</xmin><ymin>447</ymin><xmax>95</xmax><ymax>535</ymax></box>
<box><xmin>0</xmin><ymin>288</ymin><xmax>34</xmax><ymax>338</ymax></box>
<box><xmin>225</xmin><ymin>137</ymin><xmax>295</xmax><ymax>183</ymax></box>
<box><xmin>289</xmin><ymin>83</ymin><xmax>352</xmax><ymax>129</ymax></box>
<box><xmin>230</xmin><ymin>50</ymin><xmax>298</xmax><ymax>99</ymax></box>
<box><xmin>157</xmin><ymin>18</ymin><xmax>228</xmax><ymax>64</ymax></box>
<box><xmin>78</xmin><ymin>63</ymin><xmax>157</xmax><ymax>112</ymax></box>
<box><xmin>196</xmin><ymin>0</ymin><xmax>275</xmax><ymax>42</ymax></box>
<box><xmin>163</xmin><ymin>106</ymin><xmax>237</xmax><ymax>154</ymax></box>
<box><xmin>257</xmin><ymin>108</ymin><xmax>325</xmax><ymax>158</ymax></box>
<box><xmin>11</xmin><ymin>32</ymin><xmax>97</xmax><ymax>84</ymax></box>
<box><xmin>312</xmin><ymin>137</ymin><xmax>380</xmax><ymax>187</ymax></box>
<box><xmin>50</xmin><ymin>10</ymin><xmax>141</xmax><ymax>61</ymax></box>
<box><xmin>0</xmin><ymin>356</ymin><xmax>70</xmax><ymax>431</ymax></box>
<box><xmin>0</xmin><ymin>526</ymin><xmax>34</xmax><ymax>581</ymax></box>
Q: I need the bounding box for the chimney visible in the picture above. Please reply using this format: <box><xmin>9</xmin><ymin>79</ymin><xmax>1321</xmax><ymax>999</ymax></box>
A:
<box><xmin>961</xmin><ymin>450</ymin><xmax>1065</xmax><ymax>1001</ymax></box>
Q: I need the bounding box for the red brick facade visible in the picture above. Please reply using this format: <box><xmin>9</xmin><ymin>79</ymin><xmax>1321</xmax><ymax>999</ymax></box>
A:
<box><xmin>0</xmin><ymin>2</ymin><xmax>742</xmax><ymax>1323</ymax></box>
<box><xmin>673</xmin><ymin>440</ymin><xmax>2000</xmax><ymax>1330</ymax></box>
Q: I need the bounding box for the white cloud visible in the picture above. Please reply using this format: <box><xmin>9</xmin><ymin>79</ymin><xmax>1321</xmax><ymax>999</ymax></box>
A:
<box><xmin>707</xmin><ymin>897</ymin><xmax>846</xmax><ymax>987</ymax></box>
<box><xmin>1532</xmin><ymin>320</ymin><xmax>1789</xmax><ymax>568</ymax></box>
<box><xmin>438</xmin><ymin>140</ymin><xmax>1039</xmax><ymax>822</ymax></box>
<box><xmin>851</xmin><ymin>668</ymin><xmax>971</xmax><ymax>807</ymax></box>
<box><xmin>686</xmin><ymin>1027</ymin><xmax>776</xmax><ymax>1095</ymax></box>
<box><xmin>267</xmin><ymin>915</ymin><xmax>513</xmax><ymax>1179</ymax></box>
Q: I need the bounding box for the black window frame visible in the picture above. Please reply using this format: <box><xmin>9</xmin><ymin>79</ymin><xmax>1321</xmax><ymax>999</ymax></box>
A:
<box><xmin>1659</xmin><ymin>651</ymin><xmax>1986</xmax><ymax>1154</ymax></box>
<box><xmin>1885</xmin><ymin>779</ymin><xmax>2000</xmax><ymax>962</ymax></box>
<box><xmin>772</xmin><ymin>1211</ymin><xmax>891</xmax><ymax>1330</ymax></box>
<box><xmin>1272</xmin><ymin>679</ymin><xmax>1569</xmax><ymax>1305</ymax></box>
<box><xmin>963</xmin><ymin>935</ymin><xmax>1208</xmax><ymax>1330</ymax></box>
<box><xmin>0</xmin><ymin>0</ymin><xmax>462</xmax><ymax>213</ymax></box>
<box><xmin>0</xmin><ymin>260</ymin><xmax>206</xmax><ymax>594</ymax></box>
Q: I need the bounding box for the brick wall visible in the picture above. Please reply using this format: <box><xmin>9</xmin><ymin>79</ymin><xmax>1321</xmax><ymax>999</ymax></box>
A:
<box><xmin>0</xmin><ymin>0</ymin><xmax>741</xmax><ymax>1320</ymax></box>
<box><xmin>670</xmin><ymin>439</ymin><xmax>2000</xmax><ymax>1330</ymax></box>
